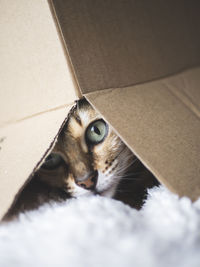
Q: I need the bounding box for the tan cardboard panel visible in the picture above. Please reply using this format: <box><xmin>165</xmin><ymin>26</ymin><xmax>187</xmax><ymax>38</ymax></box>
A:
<box><xmin>0</xmin><ymin>105</ymin><xmax>72</xmax><ymax>219</ymax></box>
<box><xmin>0</xmin><ymin>0</ymin><xmax>77</xmax><ymax>127</ymax></box>
<box><xmin>86</xmin><ymin>68</ymin><xmax>200</xmax><ymax>201</ymax></box>
<box><xmin>164</xmin><ymin>68</ymin><xmax>200</xmax><ymax>115</ymax></box>
<box><xmin>51</xmin><ymin>0</ymin><xmax>200</xmax><ymax>93</ymax></box>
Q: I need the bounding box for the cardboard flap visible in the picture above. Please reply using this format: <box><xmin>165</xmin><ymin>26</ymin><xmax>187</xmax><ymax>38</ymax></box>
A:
<box><xmin>0</xmin><ymin>0</ymin><xmax>78</xmax><ymax>128</ymax></box>
<box><xmin>51</xmin><ymin>0</ymin><xmax>200</xmax><ymax>93</ymax></box>
<box><xmin>0</xmin><ymin>106</ymin><xmax>71</xmax><ymax>221</ymax></box>
<box><xmin>86</xmin><ymin>68</ymin><xmax>200</xmax><ymax>200</ymax></box>
<box><xmin>164</xmin><ymin>68</ymin><xmax>200</xmax><ymax>115</ymax></box>
<box><xmin>0</xmin><ymin>106</ymin><xmax>72</xmax><ymax>219</ymax></box>
<box><xmin>0</xmin><ymin>0</ymin><xmax>79</xmax><ymax>218</ymax></box>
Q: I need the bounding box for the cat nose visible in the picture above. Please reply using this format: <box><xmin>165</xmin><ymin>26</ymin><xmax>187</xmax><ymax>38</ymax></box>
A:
<box><xmin>75</xmin><ymin>171</ymin><xmax>98</xmax><ymax>191</ymax></box>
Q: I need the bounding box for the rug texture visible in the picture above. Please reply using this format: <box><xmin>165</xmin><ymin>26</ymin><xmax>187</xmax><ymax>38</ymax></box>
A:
<box><xmin>0</xmin><ymin>186</ymin><xmax>200</xmax><ymax>267</ymax></box>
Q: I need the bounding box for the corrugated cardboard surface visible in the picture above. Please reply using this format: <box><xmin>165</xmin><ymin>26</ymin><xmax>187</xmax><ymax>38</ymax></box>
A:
<box><xmin>52</xmin><ymin>0</ymin><xmax>200</xmax><ymax>92</ymax></box>
<box><xmin>0</xmin><ymin>0</ymin><xmax>77</xmax><ymax>127</ymax></box>
<box><xmin>0</xmin><ymin>0</ymin><xmax>77</xmax><ymax>218</ymax></box>
<box><xmin>86</xmin><ymin>68</ymin><xmax>200</xmax><ymax>200</ymax></box>
<box><xmin>51</xmin><ymin>0</ymin><xmax>200</xmax><ymax>200</ymax></box>
<box><xmin>164</xmin><ymin>68</ymin><xmax>200</xmax><ymax>115</ymax></box>
<box><xmin>0</xmin><ymin>106</ymin><xmax>72</xmax><ymax>219</ymax></box>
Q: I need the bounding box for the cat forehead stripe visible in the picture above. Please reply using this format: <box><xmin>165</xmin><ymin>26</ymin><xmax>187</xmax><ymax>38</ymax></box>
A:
<box><xmin>69</xmin><ymin>117</ymin><xmax>83</xmax><ymax>138</ymax></box>
<box><xmin>78</xmin><ymin>110</ymin><xmax>90</xmax><ymax>125</ymax></box>
<box><xmin>74</xmin><ymin>115</ymin><xmax>82</xmax><ymax>126</ymax></box>
<box><xmin>79</xmin><ymin>109</ymin><xmax>101</xmax><ymax>125</ymax></box>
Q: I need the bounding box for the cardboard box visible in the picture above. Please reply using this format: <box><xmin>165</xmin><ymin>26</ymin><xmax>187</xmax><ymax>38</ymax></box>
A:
<box><xmin>0</xmin><ymin>0</ymin><xmax>200</xmax><ymax>219</ymax></box>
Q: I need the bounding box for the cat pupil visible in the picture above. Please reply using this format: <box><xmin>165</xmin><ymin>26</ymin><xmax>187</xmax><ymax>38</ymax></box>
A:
<box><xmin>46</xmin><ymin>155</ymin><xmax>53</xmax><ymax>161</ymax></box>
<box><xmin>93</xmin><ymin>126</ymin><xmax>101</xmax><ymax>135</ymax></box>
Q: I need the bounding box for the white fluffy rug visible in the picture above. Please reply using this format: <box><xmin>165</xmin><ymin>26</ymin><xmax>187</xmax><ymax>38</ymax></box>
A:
<box><xmin>0</xmin><ymin>186</ymin><xmax>200</xmax><ymax>267</ymax></box>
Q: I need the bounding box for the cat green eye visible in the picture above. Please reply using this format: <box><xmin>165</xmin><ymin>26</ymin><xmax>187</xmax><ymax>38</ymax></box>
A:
<box><xmin>86</xmin><ymin>119</ymin><xmax>108</xmax><ymax>145</ymax></box>
<box><xmin>41</xmin><ymin>153</ymin><xmax>63</xmax><ymax>170</ymax></box>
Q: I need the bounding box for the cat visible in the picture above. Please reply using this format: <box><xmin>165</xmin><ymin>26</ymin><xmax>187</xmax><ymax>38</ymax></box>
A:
<box><xmin>4</xmin><ymin>98</ymin><xmax>158</xmax><ymax>220</ymax></box>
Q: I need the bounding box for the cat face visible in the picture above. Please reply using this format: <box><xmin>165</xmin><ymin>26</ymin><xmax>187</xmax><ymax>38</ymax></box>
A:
<box><xmin>37</xmin><ymin>99</ymin><xmax>135</xmax><ymax>198</ymax></box>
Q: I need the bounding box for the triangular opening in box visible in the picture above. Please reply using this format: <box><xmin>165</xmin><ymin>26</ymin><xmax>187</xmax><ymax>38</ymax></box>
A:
<box><xmin>4</xmin><ymin>99</ymin><xmax>159</xmax><ymax>220</ymax></box>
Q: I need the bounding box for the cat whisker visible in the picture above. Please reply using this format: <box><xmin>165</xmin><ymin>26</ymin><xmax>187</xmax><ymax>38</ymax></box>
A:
<box><xmin>117</xmin><ymin>146</ymin><xmax>133</xmax><ymax>158</ymax></box>
<box><xmin>118</xmin><ymin>176</ymin><xmax>142</xmax><ymax>181</ymax></box>
<box><xmin>112</xmin><ymin>168</ymin><xmax>148</xmax><ymax>180</ymax></box>
<box><xmin>116</xmin><ymin>156</ymin><xmax>138</xmax><ymax>170</ymax></box>
<box><xmin>114</xmin><ymin>189</ymin><xmax>146</xmax><ymax>194</ymax></box>
<box><xmin>114</xmin><ymin>157</ymin><xmax>139</xmax><ymax>176</ymax></box>
<box><xmin>113</xmin><ymin>175</ymin><xmax>143</xmax><ymax>182</ymax></box>
<box><xmin>122</xmin><ymin>171</ymin><xmax>148</xmax><ymax>177</ymax></box>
